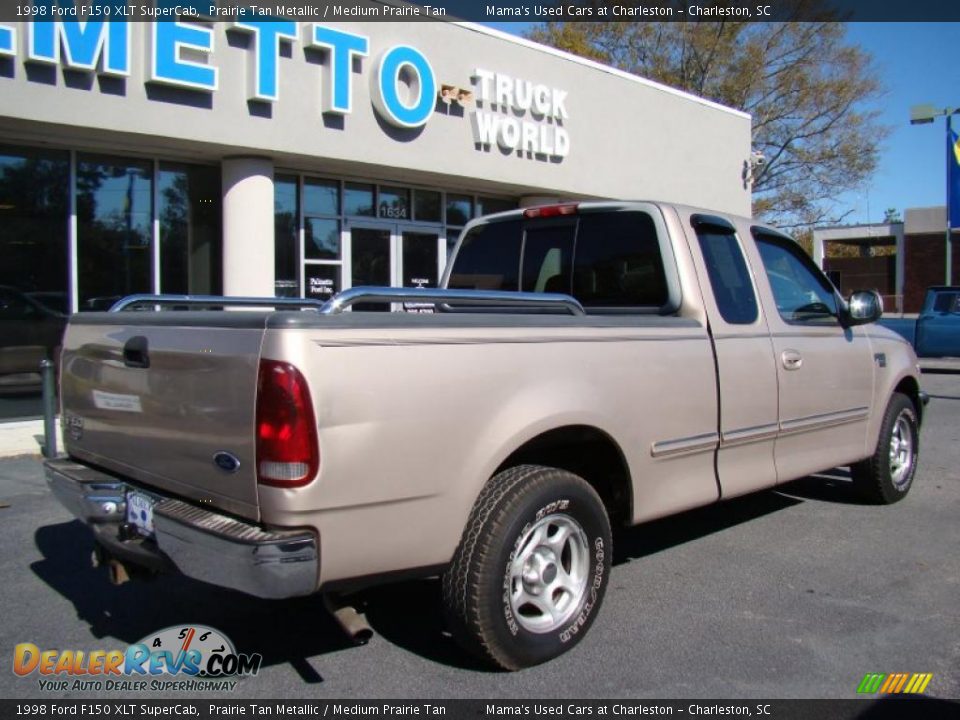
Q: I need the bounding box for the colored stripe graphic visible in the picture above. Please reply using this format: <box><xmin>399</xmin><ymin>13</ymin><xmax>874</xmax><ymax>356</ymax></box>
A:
<box><xmin>879</xmin><ymin>674</ymin><xmax>899</xmax><ymax>693</ymax></box>
<box><xmin>857</xmin><ymin>673</ymin><xmax>885</xmax><ymax>693</ymax></box>
<box><xmin>858</xmin><ymin>672</ymin><xmax>933</xmax><ymax>694</ymax></box>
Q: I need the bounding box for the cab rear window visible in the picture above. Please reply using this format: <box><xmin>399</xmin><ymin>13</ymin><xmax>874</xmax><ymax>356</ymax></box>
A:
<box><xmin>448</xmin><ymin>211</ymin><xmax>669</xmax><ymax>311</ymax></box>
<box><xmin>447</xmin><ymin>220</ymin><xmax>522</xmax><ymax>291</ymax></box>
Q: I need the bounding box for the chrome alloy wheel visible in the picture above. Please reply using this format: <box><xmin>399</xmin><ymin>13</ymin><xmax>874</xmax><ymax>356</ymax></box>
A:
<box><xmin>508</xmin><ymin>513</ymin><xmax>590</xmax><ymax>634</ymax></box>
<box><xmin>889</xmin><ymin>410</ymin><xmax>916</xmax><ymax>490</ymax></box>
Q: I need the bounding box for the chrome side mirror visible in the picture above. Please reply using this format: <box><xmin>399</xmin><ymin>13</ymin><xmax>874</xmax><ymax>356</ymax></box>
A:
<box><xmin>846</xmin><ymin>290</ymin><xmax>883</xmax><ymax>325</ymax></box>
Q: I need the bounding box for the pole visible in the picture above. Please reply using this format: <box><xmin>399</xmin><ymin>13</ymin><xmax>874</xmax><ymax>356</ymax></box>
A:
<box><xmin>40</xmin><ymin>359</ymin><xmax>58</xmax><ymax>459</ymax></box>
<box><xmin>947</xmin><ymin>113</ymin><xmax>955</xmax><ymax>285</ymax></box>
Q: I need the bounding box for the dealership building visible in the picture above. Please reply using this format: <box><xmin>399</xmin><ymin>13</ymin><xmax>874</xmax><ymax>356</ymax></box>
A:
<box><xmin>0</xmin><ymin>18</ymin><xmax>751</xmax><ymax>422</ymax></box>
<box><xmin>814</xmin><ymin>206</ymin><xmax>960</xmax><ymax>314</ymax></box>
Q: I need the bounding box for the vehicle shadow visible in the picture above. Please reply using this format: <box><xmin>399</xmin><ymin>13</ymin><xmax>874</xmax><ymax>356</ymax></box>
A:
<box><xmin>31</xmin><ymin>469</ymin><xmax>874</xmax><ymax>674</ymax></box>
<box><xmin>31</xmin><ymin>521</ymin><xmax>355</xmax><ymax>683</ymax></box>
<box><xmin>612</xmin><ymin>486</ymin><xmax>803</xmax><ymax>565</ymax></box>
<box><xmin>354</xmin><ymin>579</ymin><xmax>491</xmax><ymax>671</ymax></box>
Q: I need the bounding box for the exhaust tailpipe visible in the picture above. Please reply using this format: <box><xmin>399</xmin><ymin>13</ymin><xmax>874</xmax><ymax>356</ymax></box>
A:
<box><xmin>91</xmin><ymin>546</ymin><xmax>132</xmax><ymax>585</ymax></box>
<box><xmin>107</xmin><ymin>559</ymin><xmax>131</xmax><ymax>585</ymax></box>
<box><xmin>323</xmin><ymin>594</ymin><xmax>373</xmax><ymax>645</ymax></box>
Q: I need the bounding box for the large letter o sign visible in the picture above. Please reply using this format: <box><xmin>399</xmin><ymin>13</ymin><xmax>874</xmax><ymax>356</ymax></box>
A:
<box><xmin>372</xmin><ymin>46</ymin><xmax>437</xmax><ymax>129</ymax></box>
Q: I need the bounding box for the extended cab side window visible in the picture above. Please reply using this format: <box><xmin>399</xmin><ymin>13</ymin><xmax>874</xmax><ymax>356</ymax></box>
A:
<box><xmin>691</xmin><ymin>219</ymin><xmax>758</xmax><ymax>324</ymax></box>
<box><xmin>753</xmin><ymin>232</ymin><xmax>840</xmax><ymax>324</ymax></box>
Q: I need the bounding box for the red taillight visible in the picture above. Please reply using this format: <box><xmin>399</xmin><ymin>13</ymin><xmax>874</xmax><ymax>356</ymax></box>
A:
<box><xmin>523</xmin><ymin>203</ymin><xmax>579</xmax><ymax>219</ymax></box>
<box><xmin>256</xmin><ymin>360</ymin><xmax>319</xmax><ymax>488</ymax></box>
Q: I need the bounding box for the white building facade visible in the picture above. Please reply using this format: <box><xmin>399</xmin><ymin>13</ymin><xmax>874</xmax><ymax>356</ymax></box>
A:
<box><xmin>0</xmin><ymin>20</ymin><xmax>751</xmax><ymax>421</ymax></box>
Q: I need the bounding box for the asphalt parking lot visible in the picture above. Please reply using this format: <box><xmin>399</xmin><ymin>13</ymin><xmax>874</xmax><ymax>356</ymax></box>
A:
<box><xmin>1</xmin><ymin>372</ymin><xmax>958</xmax><ymax>701</ymax></box>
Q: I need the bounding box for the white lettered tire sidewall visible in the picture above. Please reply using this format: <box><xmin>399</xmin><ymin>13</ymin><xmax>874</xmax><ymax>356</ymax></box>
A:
<box><xmin>852</xmin><ymin>392</ymin><xmax>920</xmax><ymax>505</ymax></box>
<box><xmin>482</xmin><ymin>469</ymin><xmax>611</xmax><ymax>668</ymax></box>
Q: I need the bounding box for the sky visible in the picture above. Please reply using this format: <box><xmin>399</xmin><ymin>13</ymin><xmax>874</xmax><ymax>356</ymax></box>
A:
<box><xmin>483</xmin><ymin>21</ymin><xmax>960</xmax><ymax>227</ymax></box>
<box><xmin>841</xmin><ymin>23</ymin><xmax>960</xmax><ymax>225</ymax></box>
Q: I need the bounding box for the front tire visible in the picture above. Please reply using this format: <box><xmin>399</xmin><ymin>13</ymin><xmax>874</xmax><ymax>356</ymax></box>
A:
<box><xmin>442</xmin><ymin>465</ymin><xmax>612</xmax><ymax>670</ymax></box>
<box><xmin>851</xmin><ymin>393</ymin><xmax>919</xmax><ymax>504</ymax></box>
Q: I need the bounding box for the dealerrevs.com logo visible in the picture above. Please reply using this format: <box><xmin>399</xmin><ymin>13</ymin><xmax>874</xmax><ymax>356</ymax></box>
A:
<box><xmin>13</xmin><ymin>625</ymin><xmax>261</xmax><ymax>692</ymax></box>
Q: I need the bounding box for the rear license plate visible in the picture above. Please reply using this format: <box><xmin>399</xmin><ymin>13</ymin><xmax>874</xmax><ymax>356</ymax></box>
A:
<box><xmin>126</xmin><ymin>492</ymin><xmax>155</xmax><ymax>537</ymax></box>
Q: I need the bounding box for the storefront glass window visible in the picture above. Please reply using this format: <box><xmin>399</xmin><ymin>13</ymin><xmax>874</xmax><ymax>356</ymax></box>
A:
<box><xmin>402</xmin><ymin>231</ymin><xmax>438</xmax><ymax>288</ymax></box>
<box><xmin>158</xmin><ymin>163</ymin><xmax>222</xmax><ymax>296</ymax></box>
<box><xmin>305</xmin><ymin>217</ymin><xmax>340</xmax><ymax>260</ymax></box>
<box><xmin>446</xmin><ymin>194</ymin><xmax>474</xmax><ymax>226</ymax></box>
<box><xmin>478</xmin><ymin>196</ymin><xmax>517</xmax><ymax>216</ymax></box>
<box><xmin>413</xmin><ymin>190</ymin><xmax>441</xmax><ymax>222</ymax></box>
<box><xmin>0</xmin><ymin>145</ymin><xmax>69</xmax><ymax>421</ymax></box>
<box><xmin>275</xmin><ymin>175</ymin><xmax>519</xmax><ymax>299</ymax></box>
<box><xmin>274</xmin><ymin>174</ymin><xmax>299</xmax><ymax>297</ymax></box>
<box><xmin>344</xmin><ymin>182</ymin><xmax>375</xmax><ymax>217</ymax></box>
<box><xmin>304</xmin><ymin>178</ymin><xmax>339</xmax><ymax>216</ymax></box>
<box><xmin>378</xmin><ymin>186</ymin><xmax>410</xmax><ymax>220</ymax></box>
<box><xmin>76</xmin><ymin>155</ymin><xmax>152</xmax><ymax>311</ymax></box>
<box><xmin>304</xmin><ymin>264</ymin><xmax>340</xmax><ymax>302</ymax></box>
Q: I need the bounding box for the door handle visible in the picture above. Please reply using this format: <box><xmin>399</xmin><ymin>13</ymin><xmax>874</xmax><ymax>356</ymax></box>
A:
<box><xmin>781</xmin><ymin>349</ymin><xmax>803</xmax><ymax>371</ymax></box>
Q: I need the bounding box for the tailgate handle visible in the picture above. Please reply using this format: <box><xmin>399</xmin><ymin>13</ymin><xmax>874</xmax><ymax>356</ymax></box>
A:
<box><xmin>123</xmin><ymin>336</ymin><xmax>150</xmax><ymax>368</ymax></box>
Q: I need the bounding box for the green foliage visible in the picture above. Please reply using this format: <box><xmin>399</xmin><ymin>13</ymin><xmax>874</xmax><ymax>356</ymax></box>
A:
<box><xmin>528</xmin><ymin>18</ymin><xmax>887</xmax><ymax>230</ymax></box>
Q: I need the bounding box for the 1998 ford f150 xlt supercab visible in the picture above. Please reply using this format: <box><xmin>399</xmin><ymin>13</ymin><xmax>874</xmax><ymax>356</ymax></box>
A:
<box><xmin>46</xmin><ymin>201</ymin><xmax>927</xmax><ymax>670</ymax></box>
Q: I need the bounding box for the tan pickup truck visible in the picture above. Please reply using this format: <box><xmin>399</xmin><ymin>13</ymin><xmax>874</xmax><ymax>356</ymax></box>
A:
<box><xmin>46</xmin><ymin>201</ymin><xmax>926</xmax><ymax>670</ymax></box>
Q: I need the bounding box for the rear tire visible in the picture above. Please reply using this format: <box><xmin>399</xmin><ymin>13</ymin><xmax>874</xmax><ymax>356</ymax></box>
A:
<box><xmin>442</xmin><ymin>465</ymin><xmax>612</xmax><ymax>670</ymax></box>
<box><xmin>851</xmin><ymin>393</ymin><xmax>919</xmax><ymax>504</ymax></box>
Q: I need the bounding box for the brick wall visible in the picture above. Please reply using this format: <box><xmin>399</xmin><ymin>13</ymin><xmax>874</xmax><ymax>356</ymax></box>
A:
<box><xmin>903</xmin><ymin>233</ymin><xmax>960</xmax><ymax>312</ymax></box>
<box><xmin>822</xmin><ymin>256</ymin><xmax>895</xmax><ymax>296</ymax></box>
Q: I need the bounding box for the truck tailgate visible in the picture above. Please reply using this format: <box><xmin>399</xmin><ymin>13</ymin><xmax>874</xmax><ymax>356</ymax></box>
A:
<box><xmin>59</xmin><ymin>312</ymin><xmax>266</xmax><ymax>521</ymax></box>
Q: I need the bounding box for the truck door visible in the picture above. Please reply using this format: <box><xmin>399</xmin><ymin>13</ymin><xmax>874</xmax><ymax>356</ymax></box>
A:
<box><xmin>687</xmin><ymin>215</ymin><xmax>780</xmax><ymax>497</ymax></box>
<box><xmin>750</xmin><ymin>228</ymin><xmax>875</xmax><ymax>482</ymax></box>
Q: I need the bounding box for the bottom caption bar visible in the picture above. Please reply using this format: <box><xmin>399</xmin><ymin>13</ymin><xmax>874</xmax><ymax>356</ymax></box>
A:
<box><xmin>4</xmin><ymin>699</ymin><xmax>960</xmax><ymax>720</ymax></box>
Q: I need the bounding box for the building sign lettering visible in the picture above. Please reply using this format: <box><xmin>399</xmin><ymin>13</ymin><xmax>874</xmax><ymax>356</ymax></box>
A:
<box><xmin>470</xmin><ymin>68</ymin><xmax>570</xmax><ymax>159</ymax></box>
<box><xmin>0</xmin><ymin>20</ymin><xmax>567</xmax><ymax>159</ymax></box>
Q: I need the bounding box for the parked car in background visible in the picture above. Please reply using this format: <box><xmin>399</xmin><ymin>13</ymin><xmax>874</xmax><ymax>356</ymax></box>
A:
<box><xmin>0</xmin><ymin>285</ymin><xmax>66</xmax><ymax>394</ymax></box>
<box><xmin>878</xmin><ymin>286</ymin><xmax>960</xmax><ymax>358</ymax></box>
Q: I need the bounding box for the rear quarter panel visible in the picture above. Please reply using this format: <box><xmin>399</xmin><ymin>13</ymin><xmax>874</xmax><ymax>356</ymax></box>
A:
<box><xmin>256</xmin><ymin>319</ymin><xmax>719</xmax><ymax>587</ymax></box>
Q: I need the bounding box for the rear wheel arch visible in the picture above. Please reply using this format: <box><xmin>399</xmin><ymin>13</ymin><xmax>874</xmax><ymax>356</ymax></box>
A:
<box><xmin>492</xmin><ymin>424</ymin><xmax>633</xmax><ymax>525</ymax></box>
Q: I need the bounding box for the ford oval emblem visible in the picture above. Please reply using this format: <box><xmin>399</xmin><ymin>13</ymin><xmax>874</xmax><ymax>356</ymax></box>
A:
<box><xmin>213</xmin><ymin>452</ymin><xmax>241</xmax><ymax>474</ymax></box>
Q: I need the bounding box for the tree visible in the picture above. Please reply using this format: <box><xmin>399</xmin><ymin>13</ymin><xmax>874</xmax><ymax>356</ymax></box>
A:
<box><xmin>528</xmin><ymin>18</ymin><xmax>887</xmax><ymax>231</ymax></box>
<box><xmin>883</xmin><ymin>208</ymin><xmax>902</xmax><ymax>223</ymax></box>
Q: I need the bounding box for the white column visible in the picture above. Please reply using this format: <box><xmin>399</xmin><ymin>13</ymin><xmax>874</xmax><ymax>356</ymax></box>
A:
<box><xmin>222</xmin><ymin>157</ymin><xmax>275</xmax><ymax>297</ymax></box>
<box><xmin>894</xmin><ymin>224</ymin><xmax>906</xmax><ymax>313</ymax></box>
<box><xmin>812</xmin><ymin>232</ymin><xmax>825</xmax><ymax>268</ymax></box>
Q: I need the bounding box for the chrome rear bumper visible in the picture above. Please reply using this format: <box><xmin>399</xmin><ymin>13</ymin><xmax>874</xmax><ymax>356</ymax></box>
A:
<box><xmin>45</xmin><ymin>459</ymin><xmax>319</xmax><ymax>599</ymax></box>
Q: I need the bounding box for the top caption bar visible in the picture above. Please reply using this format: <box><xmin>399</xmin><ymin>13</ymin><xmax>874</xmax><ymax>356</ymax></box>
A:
<box><xmin>1</xmin><ymin>0</ymin><xmax>959</xmax><ymax>22</ymax></box>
